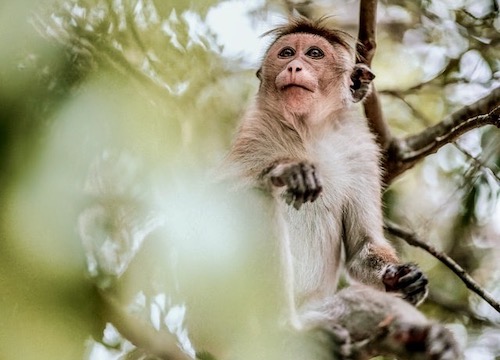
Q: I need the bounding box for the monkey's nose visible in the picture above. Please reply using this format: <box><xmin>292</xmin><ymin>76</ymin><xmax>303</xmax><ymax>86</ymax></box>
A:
<box><xmin>287</xmin><ymin>60</ymin><xmax>303</xmax><ymax>73</ymax></box>
<box><xmin>288</xmin><ymin>64</ymin><xmax>302</xmax><ymax>73</ymax></box>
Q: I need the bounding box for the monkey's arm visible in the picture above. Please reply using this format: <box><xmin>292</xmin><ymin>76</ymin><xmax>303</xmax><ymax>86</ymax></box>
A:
<box><xmin>342</xmin><ymin>204</ymin><xmax>428</xmax><ymax>306</ymax></box>
<box><xmin>228</xmin><ymin>134</ymin><xmax>319</xmax><ymax>210</ymax></box>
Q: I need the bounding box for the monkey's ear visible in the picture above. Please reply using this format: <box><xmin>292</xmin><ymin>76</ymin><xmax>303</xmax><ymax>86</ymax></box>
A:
<box><xmin>350</xmin><ymin>64</ymin><xmax>375</xmax><ymax>103</ymax></box>
<box><xmin>256</xmin><ymin>68</ymin><xmax>262</xmax><ymax>81</ymax></box>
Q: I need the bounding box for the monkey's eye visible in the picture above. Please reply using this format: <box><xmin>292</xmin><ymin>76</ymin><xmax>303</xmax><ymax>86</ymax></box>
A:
<box><xmin>278</xmin><ymin>47</ymin><xmax>295</xmax><ymax>58</ymax></box>
<box><xmin>306</xmin><ymin>47</ymin><xmax>324</xmax><ymax>59</ymax></box>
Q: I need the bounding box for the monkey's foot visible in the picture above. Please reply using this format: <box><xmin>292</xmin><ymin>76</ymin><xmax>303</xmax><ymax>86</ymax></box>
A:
<box><xmin>320</xmin><ymin>322</ymin><xmax>375</xmax><ymax>360</ymax></box>
<box><xmin>389</xmin><ymin>323</ymin><xmax>462</xmax><ymax>360</ymax></box>
<box><xmin>268</xmin><ymin>161</ymin><xmax>322</xmax><ymax>210</ymax></box>
<box><xmin>382</xmin><ymin>263</ymin><xmax>429</xmax><ymax>306</ymax></box>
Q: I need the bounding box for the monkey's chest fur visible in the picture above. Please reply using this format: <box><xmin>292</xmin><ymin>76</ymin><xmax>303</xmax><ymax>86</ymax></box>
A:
<box><xmin>276</xmin><ymin>113</ymin><xmax>383</xmax><ymax>302</ymax></box>
<box><xmin>229</xmin><ymin>106</ymin><xmax>384</xmax><ymax>302</ymax></box>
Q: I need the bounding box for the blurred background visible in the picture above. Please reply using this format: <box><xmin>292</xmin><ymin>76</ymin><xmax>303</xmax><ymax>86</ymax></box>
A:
<box><xmin>0</xmin><ymin>0</ymin><xmax>499</xmax><ymax>359</ymax></box>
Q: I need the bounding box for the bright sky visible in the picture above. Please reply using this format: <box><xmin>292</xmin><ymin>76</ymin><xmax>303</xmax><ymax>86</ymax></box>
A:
<box><xmin>205</xmin><ymin>0</ymin><xmax>285</xmax><ymax>67</ymax></box>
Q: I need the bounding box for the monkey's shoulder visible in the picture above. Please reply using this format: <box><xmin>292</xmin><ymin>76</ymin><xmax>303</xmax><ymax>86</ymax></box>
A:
<box><xmin>307</xmin><ymin>115</ymin><xmax>380</xmax><ymax>167</ymax></box>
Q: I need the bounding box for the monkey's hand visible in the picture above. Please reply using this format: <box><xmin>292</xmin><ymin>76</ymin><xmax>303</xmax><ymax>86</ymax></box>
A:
<box><xmin>382</xmin><ymin>263</ymin><xmax>428</xmax><ymax>306</ymax></box>
<box><xmin>267</xmin><ymin>161</ymin><xmax>322</xmax><ymax>210</ymax></box>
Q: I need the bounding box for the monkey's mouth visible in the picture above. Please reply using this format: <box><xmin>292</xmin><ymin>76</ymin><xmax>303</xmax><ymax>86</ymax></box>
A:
<box><xmin>281</xmin><ymin>84</ymin><xmax>313</xmax><ymax>92</ymax></box>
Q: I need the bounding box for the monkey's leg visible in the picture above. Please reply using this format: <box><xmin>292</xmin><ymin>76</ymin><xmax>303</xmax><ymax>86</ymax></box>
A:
<box><xmin>305</xmin><ymin>286</ymin><xmax>462</xmax><ymax>360</ymax></box>
<box><xmin>317</xmin><ymin>323</ymin><xmax>368</xmax><ymax>360</ymax></box>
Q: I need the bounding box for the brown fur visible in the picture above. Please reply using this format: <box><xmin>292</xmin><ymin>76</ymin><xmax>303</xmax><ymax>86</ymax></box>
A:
<box><xmin>262</xmin><ymin>17</ymin><xmax>353</xmax><ymax>55</ymax></box>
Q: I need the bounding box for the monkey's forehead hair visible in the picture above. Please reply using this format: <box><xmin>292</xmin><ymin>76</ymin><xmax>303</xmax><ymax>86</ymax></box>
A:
<box><xmin>263</xmin><ymin>16</ymin><xmax>354</xmax><ymax>53</ymax></box>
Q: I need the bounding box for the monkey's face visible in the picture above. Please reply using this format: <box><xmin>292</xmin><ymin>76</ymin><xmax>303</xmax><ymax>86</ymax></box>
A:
<box><xmin>260</xmin><ymin>33</ymin><xmax>352</xmax><ymax>115</ymax></box>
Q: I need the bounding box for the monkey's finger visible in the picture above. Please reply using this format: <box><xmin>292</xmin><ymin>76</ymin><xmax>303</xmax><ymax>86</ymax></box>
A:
<box><xmin>284</xmin><ymin>191</ymin><xmax>302</xmax><ymax>210</ymax></box>
<box><xmin>301</xmin><ymin>163</ymin><xmax>317</xmax><ymax>202</ymax></box>
<box><xmin>427</xmin><ymin>325</ymin><xmax>461</xmax><ymax>360</ymax></box>
<box><xmin>303</xmin><ymin>185</ymin><xmax>320</xmax><ymax>203</ymax></box>
<box><xmin>287</xmin><ymin>167</ymin><xmax>307</xmax><ymax>208</ymax></box>
<box><xmin>293</xmin><ymin>198</ymin><xmax>304</xmax><ymax>210</ymax></box>
<box><xmin>310</xmin><ymin>170</ymin><xmax>323</xmax><ymax>202</ymax></box>
<box><xmin>401</xmin><ymin>280</ymin><xmax>428</xmax><ymax>306</ymax></box>
<box><xmin>396</xmin><ymin>269</ymin><xmax>426</xmax><ymax>289</ymax></box>
<box><xmin>284</xmin><ymin>191</ymin><xmax>295</xmax><ymax>206</ymax></box>
<box><xmin>294</xmin><ymin>168</ymin><xmax>307</xmax><ymax>195</ymax></box>
<box><xmin>292</xmin><ymin>186</ymin><xmax>306</xmax><ymax>210</ymax></box>
<box><xmin>286</xmin><ymin>169</ymin><xmax>307</xmax><ymax>200</ymax></box>
<box><xmin>403</xmin><ymin>290</ymin><xmax>428</xmax><ymax>306</ymax></box>
<box><xmin>300</xmin><ymin>163</ymin><xmax>323</xmax><ymax>203</ymax></box>
<box><xmin>284</xmin><ymin>188</ymin><xmax>304</xmax><ymax>210</ymax></box>
<box><xmin>310</xmin><ymin>185</ymin><xmax>322</xmax><ymax>202</ymax></box>
<box><xmin>400</xmin><ymin>275</ymin><xmax>428</xmax><ymax>292</ymax></box>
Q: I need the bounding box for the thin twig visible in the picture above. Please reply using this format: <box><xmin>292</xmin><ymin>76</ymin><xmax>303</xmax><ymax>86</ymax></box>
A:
<box><xmin>384</xmin><ymin>220</ymin><xmax>500</xmax><ymax>314</ymax></box>
<box><xmin>454</xmin><ymin>142</ymin><xmax>500</xmax><ymax>183</ymax></box>
<box><xmin>123</xmin><ymin>1</ymin><xmax>169</xmax><ymax>85</ymax></box>
<box><xmin>381</xmin><ymin>90</ymin><xmax>432</xmax><ymax>126</ymax></box>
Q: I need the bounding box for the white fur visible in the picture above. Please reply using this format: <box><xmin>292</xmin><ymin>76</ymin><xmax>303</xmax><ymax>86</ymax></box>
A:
<box><xmin>278</xmin><ymin>110</ymin><xmax>386</xmax><ymax>315</ymax></box>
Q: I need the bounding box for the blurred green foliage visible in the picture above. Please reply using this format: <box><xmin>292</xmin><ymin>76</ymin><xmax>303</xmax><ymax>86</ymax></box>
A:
<box><xmin>0</xmin><ymin>0</ymin><xmax>499</xmax><ymax>359</ymax></box>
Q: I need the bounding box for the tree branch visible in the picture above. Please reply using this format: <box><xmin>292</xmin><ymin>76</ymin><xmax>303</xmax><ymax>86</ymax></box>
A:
<box><xmin>356</xmin><ymin>0</ymin><xmax>377</xmax><ymax>64</ymax></box>
<box><xmin>356</xmin><ymin>0</ymin><xmax>392</xmax><ymax>150</ymax></box>
<box><xmin>384</xmin><ymin>220</ymin><xmax>500</xmax><ymax>314</ymax></box>
<box><xmin>384</xmin><ymin>88</ymin><xmax>500</xmax><ymax>183</ymax></box>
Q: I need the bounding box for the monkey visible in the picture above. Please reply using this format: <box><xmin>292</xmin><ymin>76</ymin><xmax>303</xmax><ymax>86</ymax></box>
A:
<box><xmin>225</xmin><ymin>17</ymin><xmax>461</xmax><ymax>359</ymax></box>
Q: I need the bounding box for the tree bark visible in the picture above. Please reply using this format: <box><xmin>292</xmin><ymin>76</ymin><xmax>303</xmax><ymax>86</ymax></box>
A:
<box><xmin>384</xmin><ymin>89</ymin><xmax>500</xmax><ymax>183</ymax></box>
<box><xmin>357</xmin><ymin>0</ymin><xmax>393</xmax><ymax>151</ymax></box>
